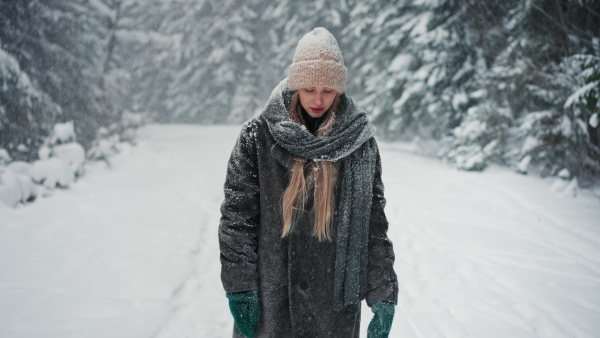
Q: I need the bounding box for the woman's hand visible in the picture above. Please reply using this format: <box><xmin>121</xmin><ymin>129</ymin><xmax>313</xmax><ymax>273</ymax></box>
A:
<box><xmin>367</xmin><ymin>301</ymin><xmax>395</xmax><ymax>338</ymax></box>
<box><xmin>226</xmin><ymin>290</ymin><xmax>261</xmax><ymax>337</ymax></box>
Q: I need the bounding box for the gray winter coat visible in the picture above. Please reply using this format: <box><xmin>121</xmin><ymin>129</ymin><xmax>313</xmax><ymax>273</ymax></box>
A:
<box><xmin>219</xmin><ymin>97</ymin><xmax>398</xmax><ymax>338</ymax></box>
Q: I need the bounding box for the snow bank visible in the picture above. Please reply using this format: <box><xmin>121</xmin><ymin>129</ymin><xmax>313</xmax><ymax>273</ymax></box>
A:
<box><xmin>7</xmin><ymin>161</ymin><xmax>33</xmax><ymax>177</ymax></box>
<box><xmin>0</xmin><ymin>118</ymin><xmax>141</xmax><ymax>208</ymax></box>
<box><xmin>34</xmin><ymin>122</ymin><xmax>86</xmax><ymax>187</ymax></box>
<box><xmin>0</xmin><ymin>149</ymin><xmax>11</xmax><ymax>165</ymax></box>
<box><xmin>87</xmin><ymin>135</ymin><xmax>120</xmax><ymax>161</ymax></box>
<box><xmin>15</xmin><ymin>173</ymin><xmax>38</xmax><ymax>203</ymax></box>
<box><xmin>0</xmin><ymin>164</ymin><xmax>39</xmax><ymax>207</ymax></box>
<box><xmin>0</xmin><ymin>119</ymin><xmax>140</xmax><ymax>207</ymax></box>
<box><xmin>31</xmin><ymin>158</ymin><xmax>73</xmax><ymax>189</ymax></box>
<box><xmin>0</xmin><ymin>167</ymin><xmax>21</xmax><ymax>207</ymax></box>
<box><xmin>53</xmin><ymin>142</ymin><xmax>86</xmax><ymax>178</ymax></box>
<box><xmin>7</xmin><ymin>161</ymin><xmax>38</xmax><ymax>203</ymax></box>
<box><xmin>38</xmin><ymin>145</ymin><xmax>52</xmax><ymax>160</ymax></box>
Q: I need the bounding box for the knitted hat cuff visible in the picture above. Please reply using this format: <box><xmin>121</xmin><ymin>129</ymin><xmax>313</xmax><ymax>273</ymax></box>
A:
<box><xmin>289</xmin><ymin>60</ymin><xmax>347</xmax><ymax>93</ymax></box>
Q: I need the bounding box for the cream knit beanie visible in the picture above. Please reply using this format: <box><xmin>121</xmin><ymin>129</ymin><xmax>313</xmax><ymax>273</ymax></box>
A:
<box><xmin>288</xmin><ymin>27</ymin><xmax>347</xmax><ymax>93</ymax></box>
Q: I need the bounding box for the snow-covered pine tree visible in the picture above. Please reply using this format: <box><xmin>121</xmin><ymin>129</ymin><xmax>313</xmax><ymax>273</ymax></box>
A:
<box><xmin>561</xmin><ymin>53</ymin><xmax>600</xmax><ymax>184</ymax></box>
<box><xmin>222</xmin><ymin>0</ymin><xmax>268</xmax><ymax>123</ymax></box>
<box><xmin>0</xmin><ymin>0</ymin><xmax>116</xmax><ymax>152</ymax></box>
<box><xmin>436</xmin><ymin>1</ymin><xmax>516</xmax><ymax>170</ymax></box>
<box><xmin>343</xmin><ymin>0</ymin><xmax>509</xmax><ymax>164</ymax></box>
<box><xmin>492</xmin><ymin>0</ymin><xmax>600</xmax><ymax>183</ymax></box>
<box><xmin>148</xmin><ymin>0</ymin><xmax>262</xmax><ymax>123</ymax></box>
<box><xmin>342</xmin><ymin>0</ymin><xmax>417</xmax><ymax>136</ymax></box>
<box><xmin>116</xmin><ymin>0</ymin><xmax>193</xmax><ymax>123</ymax></box>
<box><xmin>93</xmin><ymin>0</ymin><xmax>175</xmax><ymax>138</ymax></box>
<box><xmin>1</xmin><ymin>0</ymin><xmax>157</xmax><ymax>160</ymax></box>
<box><xmin>0</xmin><ymin>46</ymin><xmax>62</xmax><ymax>161</ymax></box>
<box><xmin>145</xmin><ymin>0</ymin><xmax>351</xmax><ymax>124</ymax></box>
<box><xmin>343</xmin><ymin>0</ymin><xmax>599</xmax><ymax>182</ymax></box>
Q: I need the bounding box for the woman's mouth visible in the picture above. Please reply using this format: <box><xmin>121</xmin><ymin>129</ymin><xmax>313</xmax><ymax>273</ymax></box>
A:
<box><xmin>311</xmin><ymin>107</ymin><xmax>324</xmax><ymax>114</ymax></box>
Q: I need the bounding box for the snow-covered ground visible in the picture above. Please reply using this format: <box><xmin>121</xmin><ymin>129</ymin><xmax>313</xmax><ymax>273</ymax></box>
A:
<box><xmin>0</xmin><ymin>124</ymin><xmax>599</xmax><ymax>338</ymax></box>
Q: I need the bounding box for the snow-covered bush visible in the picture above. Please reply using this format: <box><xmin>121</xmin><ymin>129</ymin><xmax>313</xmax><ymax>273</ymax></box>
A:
<box><xmin>511</xmin><ymin>108</ymin><xmax>578</xmax><ymax>178</ymax></box>
<box><xmin>51</xmin><ymin>121</ymin><xmax>76</xmax><ymax>145</ymax></box>
<box><xmin>7</xmin><ymin>161</ymin><xmax>33</xmax><ymax>177</ymax></box>
<box><xmin>440</xmin><ymin>103</ymin><xmax>512</xmax><ymax>171</ymax></box>
<box><xmin>38</xmin><ymin>145</ymin><xmax>52</xmax><ymax>160</ymax></box>
<box><xmin>551</xmin><ymin>170</ymin><xmax>579</xmax><ymax>198</ymax></box>
<box><xmin>445</xmin><ymin>145</ymin><xmax>486</xmax><ymax>171</ymax></box>
<box><xmin>0</xmin><ymin>159</ymin><xmax>39</xmax><ymax>207</ymax></box>
<box><xmin>14</xmin><ymin>173</ymin><xmax>38</xmax><ymax>203</ymax></box>
<box><xmin>119</xmin><ymin>112</ymin><xmax>145</xmax><ymax>143</ymax></box>
<box><xmin>0</xmin><ymin>166</ymin><xmax>22</xmax><ymax>207</ymax></box>
<box><xmin>7</xmin><ymin>161</ymin><xmax>38</xmax><ymax>203</ymax></box>
<box><xmin>53</xmin><ymin>142</ymin><xmax>86</xmax><ymax>178</ymax></box>
<box><xmin>0</xmin><ymin>148</ymin><xmax>11</xmax><ymax>165</ymax></box>
<box><xmin>34</xmin><ymin>122</ymin><xmax>86</xmax><ymax>182</ymax></box>
<box><xmin>31</xmin><ymin>158</ymin><xmax>73</xmax><ymax>189</ymax></box>
<box><xmin>122</xmin><ymin>112</ymin><xmax>144</xmax><ymax>129</ymax></box>
<box><xmin>87</xmin><ymin>128</ymin><xmax>121</xmax><ymax>162</ymax></box>
<box><xmin>516</xmin><ymin>155</ymin><xmax>532</xmax><ymax>175</ymax></box>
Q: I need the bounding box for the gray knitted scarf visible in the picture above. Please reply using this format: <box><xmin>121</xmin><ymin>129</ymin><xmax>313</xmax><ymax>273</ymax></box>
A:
<box><xmin>262</xmin><ymin>78</ymin><xmax>376</xmax><ymax>311</ymax></box>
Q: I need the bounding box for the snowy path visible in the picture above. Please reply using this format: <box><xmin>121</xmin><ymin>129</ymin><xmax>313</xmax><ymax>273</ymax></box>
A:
<box><xmin>1</xmin><ymin>124</ymin><xmax>599</xmax><ymax>338</ymax></box>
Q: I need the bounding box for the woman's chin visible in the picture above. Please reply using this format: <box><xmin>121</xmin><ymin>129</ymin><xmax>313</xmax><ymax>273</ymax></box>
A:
<box><xmin>307</xmin><ymin>110</ymin><xmax>326</xmax><ymax>118</ymax></box>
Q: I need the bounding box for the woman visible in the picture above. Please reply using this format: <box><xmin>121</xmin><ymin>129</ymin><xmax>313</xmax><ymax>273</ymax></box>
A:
<box><xmin>219</xmin><ymin>27</ymin><xmax>398</xmax><ymax>338</ymax></box>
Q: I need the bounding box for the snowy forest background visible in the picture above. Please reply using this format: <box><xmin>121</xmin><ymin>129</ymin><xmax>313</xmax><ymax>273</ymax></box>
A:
<box><xmin>1</xmin><ymin>0</ymin><xmax>599</xmax><ymax>187</ymax></box>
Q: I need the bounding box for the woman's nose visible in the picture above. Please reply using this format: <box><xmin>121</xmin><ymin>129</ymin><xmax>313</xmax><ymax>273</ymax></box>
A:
<box><xmin>315</xmin><ymin>95</ymin><xmax>323</xmax><ymax>105</ymax></box>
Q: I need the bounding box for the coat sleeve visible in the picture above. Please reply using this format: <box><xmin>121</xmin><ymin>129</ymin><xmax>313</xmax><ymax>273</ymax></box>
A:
<box><xmin>219</xmin><ymin>121</ymin><xmax>261</xmax><ymax>293</ymax></box>
<box><xmin>366</xmin><ymin>140</ymin><xmax>399</xmax><ymax>306</ymax></box>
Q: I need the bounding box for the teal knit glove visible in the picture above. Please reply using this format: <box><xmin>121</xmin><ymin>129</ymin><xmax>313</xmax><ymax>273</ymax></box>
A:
<box><xmin>226</xmin><ymin>291</ymin><xmax>261</xmax><ymax>337</ymax></box>
<box><xmin>367</xmin><ymin>301</ymin><xmax>395</xmax><ymax>338</ymax></box>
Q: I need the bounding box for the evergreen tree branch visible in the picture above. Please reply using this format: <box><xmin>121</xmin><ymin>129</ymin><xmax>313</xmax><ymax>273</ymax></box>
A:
<box><xmin>529</xmin><ymin>2</ymin><xmax>597</xmax><ymax>50</ymax></box>
<box><xmin>579</xmin><ymin>1</ymin><xmax>600</xmax><ymax>21</ymax></box>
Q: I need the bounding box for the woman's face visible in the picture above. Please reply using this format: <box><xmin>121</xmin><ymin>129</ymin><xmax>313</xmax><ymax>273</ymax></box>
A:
<box><xmin>298</xmin><ymin>87</ymin><xmax>338</xmax><ymax>118</ymax></box>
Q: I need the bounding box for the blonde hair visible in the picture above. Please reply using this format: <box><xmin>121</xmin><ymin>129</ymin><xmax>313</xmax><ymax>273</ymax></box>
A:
<box><xmin>281</xmin><ymin>92</ymin><xmax>340</xmax><ymax>241</ymax></box>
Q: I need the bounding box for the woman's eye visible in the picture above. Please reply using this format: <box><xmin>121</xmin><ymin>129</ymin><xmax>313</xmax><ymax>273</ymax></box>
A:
<box><xmin>305</xmin><ymin>89</ymin><xmax>314</xmax><ymax>93</ymax></box>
